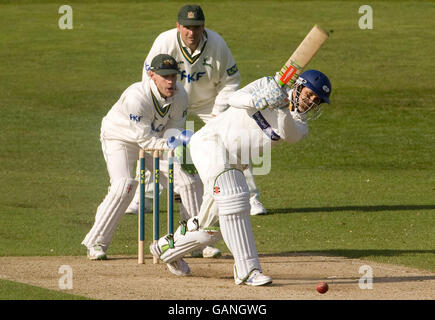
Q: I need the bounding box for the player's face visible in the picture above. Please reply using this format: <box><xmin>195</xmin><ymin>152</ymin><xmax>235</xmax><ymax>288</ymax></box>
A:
<box><xmin>295</xmin><ymin>87</ymin><xmax>322</xmax><ymax>113</ymax></box>
<box><xmin>150</xmin><ymin>72</ymin><xmax>177</xmax><ymax>98</ymax></box>
<box><xmin>176</xmin><ymin>23</ymin><xmax>204</xmax><ymax>51</ymax></box>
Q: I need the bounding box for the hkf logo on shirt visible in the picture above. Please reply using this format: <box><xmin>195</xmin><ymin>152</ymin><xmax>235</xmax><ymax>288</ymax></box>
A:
<box><xmin>130</xmin><ymin>114</ymin><xmax>142</xmax><ymax>122</ymax></box>
<box><xmin>180</xmin><ymin>70</ymin><xmax>206</xmax><ymax>83</ymax></box>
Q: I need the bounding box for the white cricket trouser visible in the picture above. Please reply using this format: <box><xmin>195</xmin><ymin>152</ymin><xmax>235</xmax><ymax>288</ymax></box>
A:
<box><xmin>189</xmin><ymin>129</ymin><xmax>262</xmax><ymax>280</ymax></box>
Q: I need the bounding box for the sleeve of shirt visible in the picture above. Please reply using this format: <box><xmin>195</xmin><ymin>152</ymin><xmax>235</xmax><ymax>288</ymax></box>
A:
<box><xmin>229</xmin><ymin>77</ymin><xmax>308</xmax><ymax>144</ymax></box>
<box><xmin>212</xmin><ymin>38</ymin><xmax>241</xmax><ymax>115</ymax></box>
<box><xmin>276</xmin><ymin>109</ymin><xmax>308</xmax><ymax>144</ymax></box>
<box><xmin>227</xmin><ymin>77</ymin><xmax>263</xmax><ymax>110</ymax></box>
<box><xmin>142</xmin><ymin>32</ymin><xmax>171</xmax><ymax>81</ymax></box>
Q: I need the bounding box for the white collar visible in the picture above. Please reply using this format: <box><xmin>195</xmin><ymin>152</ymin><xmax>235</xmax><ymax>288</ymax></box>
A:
<box><xmin>179</xmin><ymin>32</ymin><xmax>207</xmax><ymax>57</ymax></box>
<box><xmin>149</xmin><ymin>78</ymin><xmax>174</xmax><ymax>107</ymax></box>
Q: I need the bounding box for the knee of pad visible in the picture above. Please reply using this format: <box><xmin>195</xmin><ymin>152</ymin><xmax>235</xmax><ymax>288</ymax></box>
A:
<box><xmin>110</xmin><ymin>177</ymin><xmax>138</xmax><ymax>200</ymax></box>
<box><xmin>212</xmin><ymin>169</ymin><xmax>250</xmax><ymax>216</ymax></box>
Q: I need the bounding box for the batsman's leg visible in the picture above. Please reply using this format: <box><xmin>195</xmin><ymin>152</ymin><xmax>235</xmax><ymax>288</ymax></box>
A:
<box><xmin>213</xmin><ymin>169</ymin><xmax>272</xmax><ymax>286</ymax></box>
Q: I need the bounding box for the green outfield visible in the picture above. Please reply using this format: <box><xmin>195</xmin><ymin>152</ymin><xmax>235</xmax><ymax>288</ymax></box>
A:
<box><xmin>0</xmin><ymin>1</ymin><xmax>434</xmax><ymax>299</ymax></box>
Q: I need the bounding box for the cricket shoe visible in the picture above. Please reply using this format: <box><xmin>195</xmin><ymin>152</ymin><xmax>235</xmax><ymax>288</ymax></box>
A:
<box><xmin>234</xmin><ymin>268</ymin><xmax>272</xmax><ymax>286</ymax></box>
<box><xmin>191</xmin><ymin>246</ymin><xmax>222</xmax><ymax>258</ymax></box>
<box><xmin>166</xmin><ymin>259</ymin><xmax>191</xmax><ymax>276</ymax></box>
<box><xmin>87</xmin><ymin>245</ymin><xmax>107</xmax><ymax>260</ymax></box>
<box><xmin>125</xmin><ymin>197</ymin><xmax>152</xmax><ymax>215</ymax></box>
<box><xmin>250</xmin><ymin>198</ymin><xmax>267</xmax><ymax>216</ymax></box>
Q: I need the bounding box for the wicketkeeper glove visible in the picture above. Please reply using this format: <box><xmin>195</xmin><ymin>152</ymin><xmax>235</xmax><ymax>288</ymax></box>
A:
<box><xmin>166</xmin><ymin>129</ymin><xmax>195</xmax><ymax>149</ymax></box>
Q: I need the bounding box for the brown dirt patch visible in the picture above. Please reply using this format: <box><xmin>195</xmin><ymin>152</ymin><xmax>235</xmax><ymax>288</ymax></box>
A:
<box><xmin>0</xmin><ymin>254</ymin><xmax>433</xmax><ymax>300</ymax></box>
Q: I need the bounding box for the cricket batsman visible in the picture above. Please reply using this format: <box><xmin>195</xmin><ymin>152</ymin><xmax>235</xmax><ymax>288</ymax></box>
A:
<box><xmin>150</xmin><ymin>70</ymin><xmax>332</xmax><ymax>285</ymax></box>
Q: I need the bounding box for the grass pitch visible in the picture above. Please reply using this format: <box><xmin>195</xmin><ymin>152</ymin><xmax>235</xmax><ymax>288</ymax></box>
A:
<box><xmin>0</xmin><ymin>0</ymin><xmax>434</xmax><ymax>299</ymax></box>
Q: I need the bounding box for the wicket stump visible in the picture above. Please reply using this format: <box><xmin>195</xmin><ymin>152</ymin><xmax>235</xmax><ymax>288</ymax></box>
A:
<box><xmin>138</xmin><ymin>148</ymin><xmax>174</xmax><ymax>264</ymax></box>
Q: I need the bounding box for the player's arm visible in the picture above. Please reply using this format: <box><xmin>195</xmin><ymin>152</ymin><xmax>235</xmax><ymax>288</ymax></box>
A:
<box><xmin>143</xmin><ymin>32</ymin><xmax>172</xmax><ymax>81</ymax></box>
<box><xmin>229</xmin><ymin>77</ymin><xmax>306</xmax><ymax>143</ymax></box>
<box><xmin>211</xmin><ymin>40</ymin><xmax>241</xmax><ymax>115</ymax></box>
<box><xmin>228</xmin><ymin>76</ymin><xmax>288</xmax><ymax>111</ymax></box>
<box><xmin>122</xmin><ymin>94</ymin><xmax>168</xmax><ymax>150</ymax></box>
<box><xmin>276</xmin><ymin>109</ymin><xmax>308</xmax><ymax>143</ymax></box>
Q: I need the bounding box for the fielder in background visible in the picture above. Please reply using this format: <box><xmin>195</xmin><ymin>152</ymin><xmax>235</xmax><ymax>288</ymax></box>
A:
<box><xmin>82</xmin><ymin>54</ymin><xmax>203</xmax><ymax>274</ymax></box>
<box><xmin>150</xmin><ymin>70</ymin><xmax>332</xmax><ymax>285</ymax></box>
<box><xmin>126</xmin><ymin>5</ymin><xmax>267</xmax><ymax>236</ymax></box>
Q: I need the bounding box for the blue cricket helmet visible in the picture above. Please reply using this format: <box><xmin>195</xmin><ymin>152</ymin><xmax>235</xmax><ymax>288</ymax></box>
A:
<box><xmin>298</xmin><ymin>70</ymin><xmax>331</xmax><ymax>104</ymax></box>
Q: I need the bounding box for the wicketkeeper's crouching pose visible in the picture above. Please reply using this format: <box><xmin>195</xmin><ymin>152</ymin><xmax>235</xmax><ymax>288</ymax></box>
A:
<box><xmin>151</xmin><ymin>70</ymin><xmax>332</xmax><ymax>286</ymax></box>
<box><xmin>82</xmin><ymin>54</ymin><xmax>203</xmax><ymax>273</ymax></box>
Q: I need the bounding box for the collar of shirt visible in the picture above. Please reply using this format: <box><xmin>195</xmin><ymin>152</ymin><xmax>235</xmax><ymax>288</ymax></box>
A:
<box><xmin>179</xmin><ymin>32</ymin><xmax>207</xmax><ymax>57</ymax></box>
<box><xmin>148</xmin><ymin>78</ymin><xmax>174</xmax><ymax>109</ymax></box>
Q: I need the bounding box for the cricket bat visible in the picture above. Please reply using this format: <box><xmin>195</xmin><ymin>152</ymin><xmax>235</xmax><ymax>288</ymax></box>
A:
<box><xmin>277</xmin><ymin>25</ymin><xmax>329</xmax><ymax>87</ymax></box>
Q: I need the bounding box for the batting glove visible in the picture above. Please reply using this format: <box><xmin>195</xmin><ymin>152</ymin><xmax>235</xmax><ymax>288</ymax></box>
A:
<box><xmin>252</xmin><ymin>76</ymin><xmax>289</xmax><ymax>110</ymax></box>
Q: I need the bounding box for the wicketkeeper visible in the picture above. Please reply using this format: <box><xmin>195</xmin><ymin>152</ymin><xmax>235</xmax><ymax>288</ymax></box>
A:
<box><xmin>82</xmin><ymin>54</ymin><xmax>203</xmax><ymax>272</ymax></box>
<box><xmin>150</xmin><ymin>70</ymin><xmax>332</xmax><ymax>285</ymax></box>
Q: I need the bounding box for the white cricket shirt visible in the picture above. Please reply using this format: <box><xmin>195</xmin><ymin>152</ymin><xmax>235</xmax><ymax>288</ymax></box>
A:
<box><xmin>100</xmin><ymin>78</ymin><xmax>188</xmax><ymax>150</ymax></box>
<box><xmin>143</xmin><ymin>28</ymin><xmax>240</xmax><ymax>120</ymax></box>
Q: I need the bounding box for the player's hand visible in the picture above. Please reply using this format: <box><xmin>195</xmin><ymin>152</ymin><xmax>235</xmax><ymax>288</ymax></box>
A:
<box><xmin>252</xmin><ymin>76</ymin><xmax>288</xmax><ymax>110</ymax></box>
<box><xmin>264</xmin><ymin>76</ymin><xmax>289</xmax><ymax>108</ymax></box>
<box><xmin>166</xmin><ymin>130</ymin><xmax>194</xmax><ymax>149</ymax></box>
<box><xmin>252</xmin><ymin>88</ymin><xmax>268</xmax><ymax>110</ymax></box>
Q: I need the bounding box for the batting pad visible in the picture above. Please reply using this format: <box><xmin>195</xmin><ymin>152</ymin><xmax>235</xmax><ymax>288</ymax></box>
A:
<box><xmin>173</xmin><ymin>162</ymin><xmax>204</xmax><ymax>219</ymax></box>
<box><xmin>213</xmin><ymin>169</ymin><xmax>261</xmax><ymax>280</ymax></box>
<box><xmin>82</xmin><ymin>177</ymin><xmax>137</xmax><ymax>250</ymax></box>
<box><xmin>213</xmin><ymin>169</ymin><xmax>251</xmax><ymax>215</ymax></box>
<box><xmin>177</xmin><ymin>183</ymin><xmax>203</xmax><ymax>220</ymax></box>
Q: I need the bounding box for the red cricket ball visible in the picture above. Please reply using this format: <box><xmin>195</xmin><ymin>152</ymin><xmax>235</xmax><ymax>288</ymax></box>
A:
<box><xmin>316</xmin><ymin>281</ymin><xmax>329</xmax><ymax>294</ymax></box>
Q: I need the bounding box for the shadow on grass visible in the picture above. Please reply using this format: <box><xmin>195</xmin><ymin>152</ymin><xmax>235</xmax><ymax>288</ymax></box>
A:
<box><xmin>260</xmin><ymin>250</ymin><xmax>435</xmax><ymax>281</ymax></box>
<box><xmin>271</xmin><ymin>275</ymin><xmax>435</xmax><ymax>285</ymax></box>
<box><xmin>261</xmin><ymin>249</ymin><xmax>435</xmax><ymax>259</ymax></box>
<box><xmin>266</xmin><ymin>204</ymin><xmax>435</xmax><ymax>215</ymax></box>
